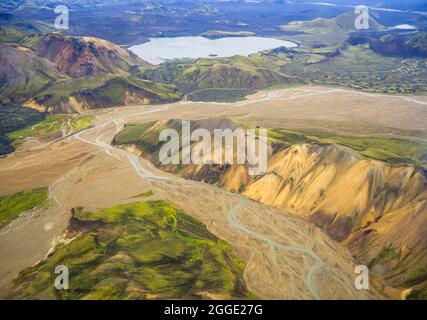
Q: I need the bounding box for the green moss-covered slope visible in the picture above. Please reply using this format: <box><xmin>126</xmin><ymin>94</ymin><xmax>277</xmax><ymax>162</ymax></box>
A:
<box><xmin>8</xmin><ymin>200</ymin><xmax>252</xmax><ymax>300</ymax></box>
<box><xmin>7</xmin><ymin>114</ymin><xmax>94</xmax><ymax>149</ymax></box>
<box><xmin>0</xmin><ymin>188</ymin><xmax>49</xmax><ymax>229</ymax></box>
<box><xmin>0</xmin><ymin>105</ymin><xmax>46</xmax><ymax>155</ymax></box>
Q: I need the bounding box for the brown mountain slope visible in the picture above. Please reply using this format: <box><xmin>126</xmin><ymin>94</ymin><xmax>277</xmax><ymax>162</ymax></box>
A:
<box><xmin>113</xmin><ymin>119</ymin><xmax>255</xmax><ymax>192</ymax></box>
<box><xmin>140</xmin><ymin>56</ymin><xmax>291</xmax><ymax>94</ymax></box>
<box><xmin>0</xmin><ymin>34</ymin><xmax>180</xmax><ymax>111</ymax></box>
<box><xmin>243</xmin><ymin>144</ymin><xmax>427</xmax><ymax>272</ymax></box>
<box><xmin>244</xmin><ymin>143</ymin><xmax>427</xmax><ymax>296</ymax></box>
<box><xmin>21</xmin><ymin>33</ymin><xmax>148</xmax><ymax>77</ymax></box>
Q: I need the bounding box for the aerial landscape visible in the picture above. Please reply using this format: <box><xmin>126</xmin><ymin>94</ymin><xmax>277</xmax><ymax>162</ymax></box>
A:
<box><xmin>0</xmin><ymin>0</ymin><xmax>426</xmax><ymax>303</ymax></box>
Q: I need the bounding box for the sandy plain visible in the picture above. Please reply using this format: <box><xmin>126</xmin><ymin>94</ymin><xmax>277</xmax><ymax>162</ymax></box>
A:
<box><xmin>1</xmin><ymin>86</ymin><xmax>426</xmax><ymax>299</ymax></box>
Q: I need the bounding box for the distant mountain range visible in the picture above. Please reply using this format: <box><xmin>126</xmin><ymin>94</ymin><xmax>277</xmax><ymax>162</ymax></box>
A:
<box><xmin>22</xmin><ymin>33</ymin><xmax>148</xmax><ymax>77</ymax></box>
<box><xmin>288</xmin><ymin>0</ymin><xmax>427</xmax><ymax>12</ymax></box>
<box><xmin>2</xmin><ymin>0</ymin><xmax>425</xmax><ymax>10</ymax></box>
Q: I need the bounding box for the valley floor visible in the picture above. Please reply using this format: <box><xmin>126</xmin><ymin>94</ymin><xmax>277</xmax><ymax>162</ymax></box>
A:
<box><xmin>1</xmin><ymin>86</ymin><xmax>426</xmax><ymax>299</ymax></box>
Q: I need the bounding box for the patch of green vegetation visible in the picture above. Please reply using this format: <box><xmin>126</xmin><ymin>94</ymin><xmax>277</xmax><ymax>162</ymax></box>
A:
<box><xmin>8</xmin><ymin>115</ymin><xmax>65</xmax><ymax>147</ymax></box>
<box><xmin>0</xmin><ymin>105</ymin><xmax>46</xmax><ymax>155</ymax></box>
<box><xmin>268</xmin><ymin>129</ymin><xmax>310</xmax><ymax>146</ymax></box>
<box><xmin>9</xmin><ymin>200</ymin><xmax>251</xmax><ymax>300</ymax></box>
<box><xmin>269</xmin><ymin>128</ymin><xmax>427</xmax><ymax>168</ymax></box>
<box><xmin>113</xmin><ymin>122</ymin><xmax>155</xmax><ymax>145</ymax></box>
<box><xmin>139</xmin><ymin>54</ymin><xmax>291</xmax><ymax>95</ymax></box>
<box><xmin>0</xmin><ymin>188</ymin><xmax>48</xmax><ymax>229</ymax></box>
<box><xmin>0</xmin><ymin>28</ymin><xmax>25</xmax><ymax>43</ymax></box>
<box><xmin>311</xmin><ymin>133</ymin><xmax>427</xmax><ymax>168</ymax></box>
<box><xmin>70</xmin><ymin>116</ymin><xmax>93</xmax><ymax>132</ymax></box>
<box><xmin>34</xmin><ymin>75</ymin><xmax>182</xmax><ymax>110</ymax></box>
<box><xmin>407</xmin><ymin>285</ymin><xmax>427</xmax><ymax>300</ymax></box>
<box><xmin>131</xmin><ymin>190</ymin><xmax>155</xmax><ymax>198</ymax></box>
<box><xmin>404</xmin><ymin>267</ymin><xmax>427</xmax><ymax>287</ymax></box>
<box><xmin>7</xmin><ymin>115</ymin><xmax>94</xmax><ymax>149</ymax></box>
<box><xmin>368</xmin><ymin>247</ymin><xmax>398</xmax><ymax>269</ymax></box>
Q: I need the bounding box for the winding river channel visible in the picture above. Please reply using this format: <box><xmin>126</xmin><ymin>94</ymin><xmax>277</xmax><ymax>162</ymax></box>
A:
<box><xmin>74</xmin><ymin>104</ymin><xmax>325</xmax><ymax>300</ymax></box>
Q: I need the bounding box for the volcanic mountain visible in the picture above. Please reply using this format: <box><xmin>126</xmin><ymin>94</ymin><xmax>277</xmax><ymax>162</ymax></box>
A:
<box><xmin>21</xmin><ymin>33</ymin><xmax>149</xmax><ymax>77</ymax></box>
<box><xmin>0</xmin><ymin>33</ymin><xmax>181</xmax><ymax>111</ymax></box>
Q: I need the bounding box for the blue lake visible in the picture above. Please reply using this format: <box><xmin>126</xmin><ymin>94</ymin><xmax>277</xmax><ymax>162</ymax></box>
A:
<box><xmin>129</xmin><ymin>36</ymin><xmax>298</xmax><ymax>65</ymax></box>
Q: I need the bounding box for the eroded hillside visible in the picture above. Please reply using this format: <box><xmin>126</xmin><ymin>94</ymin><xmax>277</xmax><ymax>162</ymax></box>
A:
<box><xmin>113</xmin><ymin>118</ymin><xmax>427</xmax><ymax>298</ymax></box>
<box><xmin>0</xmin><ymin>33</ymin><xmax>182</xmax><ymax>112</ymax></box>
<box><xmin>21</xmin><ymin>33</ymin><xmax>148</xmax><ymax>77</ymax></box>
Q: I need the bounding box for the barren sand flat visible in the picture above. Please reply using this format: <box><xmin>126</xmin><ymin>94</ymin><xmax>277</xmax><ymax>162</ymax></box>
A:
<box><xmin>88</xmin><ymin>86</ymin><xmax>427</xmax><ymax>140</ymax></box>
<box><xmin>2</xmin><ymin>86</ymin><xmax>426</xmax><ymax>299</ymax></box>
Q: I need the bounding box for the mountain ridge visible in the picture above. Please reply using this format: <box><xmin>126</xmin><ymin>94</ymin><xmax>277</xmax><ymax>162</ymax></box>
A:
<box><xmin>21</xmin><ymin>33</ymin><xmax>149</xmax><ymax>77</ymax></box>
<box><xmin>112</xmin><ymin>118</ymin><xmax>427</xmax><ymax>298</ymax></box>
<box><xmin>0</xmin><ymin>33</ymin><xmax>181</xmax><ymax>112</ymax></box>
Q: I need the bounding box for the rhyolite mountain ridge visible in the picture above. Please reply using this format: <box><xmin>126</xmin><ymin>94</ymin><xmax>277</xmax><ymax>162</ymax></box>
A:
<box><xmin>0</xmin><ymin>32</ymin><xmax>182</xmax><ymax>112</ymax></box>
<box><xmin>113</xmin><ymin>119</ymin><xmax>427</xmax><ymax>299</ymax></box>
<box><xmin>22</xmin><ymin>33</ymin><xmax>149</xmax><ymax>77</ymax></box>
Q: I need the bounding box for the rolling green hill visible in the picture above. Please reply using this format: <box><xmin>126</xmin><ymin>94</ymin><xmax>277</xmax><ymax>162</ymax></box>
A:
<box><xmin>25</xmin><ymin>75</ymin><xmax>182</xmax><ymax>113</ymax></box>
<box><xmin>0</xmin><ymin>188</ymin><xmax>49</xmax><ymax>230</ymax></box>
<box><xmin>0</xmin><ymin>104</ymin><xmax>46</xmax><ymax>155</ymax></box>
<box><xmin>7</xmin><ymin>200</ymin><xmax>252</xmax><ymax>300</ymax></box>
<box><xmin>139</xmin><ymin>55</ymin><xmax>294</xmax><ymax>101</ymax></box>
<box><xmin>7</xmin><ymin>114</ymin><xmax>94</xmax><ymax>149</ymax></box>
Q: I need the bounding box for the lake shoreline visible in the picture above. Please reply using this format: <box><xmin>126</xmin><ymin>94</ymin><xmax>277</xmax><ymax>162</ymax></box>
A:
<box><xmin>129</xmin><ymin>36</ymin><xmax>298</xmax><ymax>65</ymax></box>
